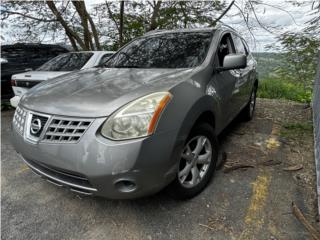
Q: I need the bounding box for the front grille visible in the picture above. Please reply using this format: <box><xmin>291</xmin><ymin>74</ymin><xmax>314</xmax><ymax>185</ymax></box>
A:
<box><xmin>16</xmin><ymin>80</ymin><xmax>41</xmax><ymax>88</ymax></box>
<box><xmin>14</xmin><ymin>107</ymin><xmax>93</xmax><ymax>144</ymax></box>
<box><xmin>23</xmin><ymin>157</ymin><xmax>96</xmax><ymax>192</ymax></box>
<box><xmin>13</xmin><ymin>106</ymin><xmax>27</xmax><ymax>135</ymax></box>
<box><xmin>30</xmin><ymin>114</ymin><xmax>48</xmax><ymax>137</ymax></box>
<box><xmin>43</xmin><ymin>117</ymin><xmax>92</xmax><ymax>143</ymax></box>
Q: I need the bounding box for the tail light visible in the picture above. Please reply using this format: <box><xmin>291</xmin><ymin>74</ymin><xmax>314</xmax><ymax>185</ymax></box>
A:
<box><xmin>11</xmin><ymin>79</ymin><xmax>16</xmax><ymax>86</ymax></box>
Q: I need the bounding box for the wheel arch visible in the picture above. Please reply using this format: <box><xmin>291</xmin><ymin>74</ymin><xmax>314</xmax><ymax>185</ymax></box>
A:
<box><xmin>176</xmin><ymin>95</ymin><xmax>219</xmax><ymax>143</ymax></box>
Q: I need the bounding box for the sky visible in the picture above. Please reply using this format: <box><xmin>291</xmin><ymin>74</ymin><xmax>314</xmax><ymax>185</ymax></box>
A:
<box><xmin>221</xmin><ymin>0</ymin><xmax>315</xmax><ymax>51</ymax></box>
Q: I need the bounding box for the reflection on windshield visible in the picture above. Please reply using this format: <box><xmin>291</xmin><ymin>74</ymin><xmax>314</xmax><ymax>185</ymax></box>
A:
<box><xmin>104</xmin><ymin>32</ymin><xmax>213</xmax><ymax>68</ymax></box>
<box><xmin>37</xmin><ymin>52</ymin><xmax>93</xmax><ymax>71</ymax></box>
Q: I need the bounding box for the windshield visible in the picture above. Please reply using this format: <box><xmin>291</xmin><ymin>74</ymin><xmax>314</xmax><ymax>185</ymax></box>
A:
<box><xmin>37</xmin><ymin>52</ymin><xmax>93</xmax><ymax>71</ymax></box>
<box><xmin>104</xmin><ymin>32</ymin><xmax>213</xmax><ymax>68</ymax></box>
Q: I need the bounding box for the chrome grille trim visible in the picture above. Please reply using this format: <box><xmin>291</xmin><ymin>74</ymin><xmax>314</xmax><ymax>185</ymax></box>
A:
<box><xmin>15</xmin><ymin>107</ymin><xmax>94</xmax><ymax>144</ymax></box>
<box><xmin>12</xmin><ymin>106</ymin><xmax>27</xmax><ymax>135</ymax></box>
<box><xmin>25</xmin><ymin>111</ymin><xmax>51</xmax><ymax>143</ymax></box>
<box><xmin>43</xmin><ymin>117</ymin><xmax>92</xmax><ymax>143</ymax></box>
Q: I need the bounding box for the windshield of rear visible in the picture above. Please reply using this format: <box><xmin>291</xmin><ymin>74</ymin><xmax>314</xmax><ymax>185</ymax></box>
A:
<box><xmin>104</xmin><ymin>31</ymin><xmax>213</xmax><ymax>68</ymax></box>
<box><xmin>37</xmin><ymin>52</ymin><xmax>93</xmax><ymax>71</ymax></box>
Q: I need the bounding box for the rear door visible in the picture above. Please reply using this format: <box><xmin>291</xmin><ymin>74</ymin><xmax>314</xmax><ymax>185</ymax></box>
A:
<box><xmin>231</xmin><ymin>33</ymin><xmax>252</xmax><ymax>108</ymax></box>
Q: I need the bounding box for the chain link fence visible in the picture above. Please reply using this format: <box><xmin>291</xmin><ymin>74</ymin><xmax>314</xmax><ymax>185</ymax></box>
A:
<box><xmin>313</xmin><ymin>52</ymin><xmax>320</xmax><ymax>215</ymax></box>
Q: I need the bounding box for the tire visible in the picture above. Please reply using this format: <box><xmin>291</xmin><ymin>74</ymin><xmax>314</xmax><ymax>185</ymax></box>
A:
<box><xmin>241</xmin><ymin>85</ymin><xmax>257</xmax><ymax>121</ymax></box>
<box><xmin>167</xmin><ymin>122</ymin><xmax>219</xmax><ymax>200</ymax></box>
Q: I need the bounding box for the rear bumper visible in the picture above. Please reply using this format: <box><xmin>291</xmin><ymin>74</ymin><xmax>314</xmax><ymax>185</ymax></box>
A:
<box><xmin>10</xmin><ymin>96</ymin><xmax>20</xmax><ymax>108</ymax></box>
<box><xmin>11</xmin><ymin>118</ymin><xmax>182</xmax><ymax>199</ymax></box>
<box><xmin>12</xmin><ymin>86</ymin><xmax>28</xmax><ymax>96</ymax></box>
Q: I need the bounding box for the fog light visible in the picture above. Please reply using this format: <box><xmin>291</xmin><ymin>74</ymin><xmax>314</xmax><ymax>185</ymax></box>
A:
<box><xmin>115</xmin><ymin>180</ymin><xmax>137</xmax><ymax>193</ymax></box>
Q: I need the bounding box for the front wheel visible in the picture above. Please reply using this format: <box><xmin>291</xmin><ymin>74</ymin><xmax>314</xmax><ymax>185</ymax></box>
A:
<box><xmin>167</xmin><ymin>122</ymin><xmax>219</xmax><ymax>199</ymax></box>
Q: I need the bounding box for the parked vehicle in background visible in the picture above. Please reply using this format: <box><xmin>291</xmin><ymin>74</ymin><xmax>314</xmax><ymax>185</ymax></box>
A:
<box><xmin>1</xmin><ymin>43</ymin><xmax>68</xmax><ymax>101</ymax></box>
<box><xmin>10</xmin><ymin>51</ymin><xmax>115</xmax><ymax>107</ymax></box>
<box><xmin>12</xmin><ymin>27</ymin><xmax>258</xmax><ymax>199</ymax></box>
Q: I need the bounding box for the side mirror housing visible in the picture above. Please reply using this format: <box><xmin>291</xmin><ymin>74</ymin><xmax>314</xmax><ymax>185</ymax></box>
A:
<box><xmin>216</xmin><ymin>54</ymin><xmax>247</xmax><ymax>72</ymax></box>
<box><xmin>25</xmin><ymin>68</ymin><xmax>33</xmax><ymax>71</ymax></box>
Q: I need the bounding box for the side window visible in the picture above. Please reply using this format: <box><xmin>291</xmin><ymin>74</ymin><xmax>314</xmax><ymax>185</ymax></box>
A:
<box><xmin>217</xmin><ymin>33</ymin><xmax>235</xmax><ymax>67</ymax></box>
<box><xmin>99</xmin><ymin>53</ymin><xmax>113</xmax><ymax>65</ymax></box>
<box><xmin>232</xmin><ymin>34</ymin><xmax>247</xmax><ymax>55</ymax></box>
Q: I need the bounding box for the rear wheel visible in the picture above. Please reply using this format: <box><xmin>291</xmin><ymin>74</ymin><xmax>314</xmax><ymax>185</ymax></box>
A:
<box><xmin>168</xmin><ymin>122</ymin><xmax>219</xmax><ymax>199</ymax></box>
<box><xmin>241</xmin><ymin>86</ymin><xmax>257</xmax><ymax>121</ymax></box>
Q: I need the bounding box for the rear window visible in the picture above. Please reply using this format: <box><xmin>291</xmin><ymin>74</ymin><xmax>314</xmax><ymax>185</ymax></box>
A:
<box><xmin>37</xmin><ymin>52</ymin><xmax>93</xmax><ymax>71</ymax></box>
<box><xmin>1</xmin><ymin>45</ymin><xmax>68</xmax><ymax>61</ymax></box>
<box><xmin>2</xmin><ymin>48</ymin><xmax>27</xmax><ymax>61</ymax></box>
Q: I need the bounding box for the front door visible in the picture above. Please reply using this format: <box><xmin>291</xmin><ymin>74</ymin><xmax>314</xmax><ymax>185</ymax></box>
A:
<box><xmin>210</xmin><ymin>32</ymin><xmax>241</xmax><ymax>126</ymax></box>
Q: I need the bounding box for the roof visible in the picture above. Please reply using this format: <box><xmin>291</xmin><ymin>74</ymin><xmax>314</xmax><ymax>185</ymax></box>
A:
<box><xmin>68</xmin><ymin>51</ymin><xmax>116</xmax><ymax>54</ymax></box>
<box><xmin>1</xmin><ymin>43</ymin><xmax>68</xmax><ymax>51</ymax></box>
<box><xmin>144</xmin><ymin>27</ymin><xmax>217</xmax><ymax>36</ymax></box>
<box><xmin>143</xmin><ymin>24</ymin><xmax>239</xmax><ymax>37</ymax></box>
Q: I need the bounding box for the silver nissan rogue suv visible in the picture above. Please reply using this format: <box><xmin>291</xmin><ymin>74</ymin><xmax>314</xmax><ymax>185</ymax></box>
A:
<box><xmin>12</xmin><ymin>27</ymin><xmax>258</xmax><ymax>199</ymax></box>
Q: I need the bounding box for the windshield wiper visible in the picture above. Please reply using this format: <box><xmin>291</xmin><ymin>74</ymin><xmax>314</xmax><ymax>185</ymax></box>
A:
<box><xmin>114</xmin><ymin>65</ymin><xmax>141</xmax><ymax>68</ymax></box>
<box><xmin>94</xmin><ymin>64</ymin><xmax>142</xmax><ymax>69</ymax></box>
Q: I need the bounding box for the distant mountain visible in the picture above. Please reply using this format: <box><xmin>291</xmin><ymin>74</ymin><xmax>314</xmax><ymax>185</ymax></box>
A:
<box><xmin>253</xmin><ymin>52</ymin><xmax>285</xmax><ymax>80</ymax></box>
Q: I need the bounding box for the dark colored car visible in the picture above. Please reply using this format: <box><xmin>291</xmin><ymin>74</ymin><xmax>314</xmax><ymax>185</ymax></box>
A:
<box><xmin>1</xmin><ymin>43</ymin><xmax>68</xmax><ymax>100</ymax></box>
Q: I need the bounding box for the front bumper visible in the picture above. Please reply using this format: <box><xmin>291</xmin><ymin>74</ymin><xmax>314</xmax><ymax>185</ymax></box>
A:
<box><xmin>11</xmin><ymin>116</ymin><xmax>182</xmax><ymax>199</ymax></box>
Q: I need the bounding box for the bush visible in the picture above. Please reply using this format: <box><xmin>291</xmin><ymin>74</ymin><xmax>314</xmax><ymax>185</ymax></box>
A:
<box><xmin>257</xmin><ymin>78</ymin><xmax>312</xmax><ymax>103</ymax></box>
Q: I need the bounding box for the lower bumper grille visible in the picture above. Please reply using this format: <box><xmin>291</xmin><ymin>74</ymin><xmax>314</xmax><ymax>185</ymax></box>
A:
<box><xmin>21</xmin><ymin>156</ymin><xmax>97</xmax><ymax>193</ymax></box>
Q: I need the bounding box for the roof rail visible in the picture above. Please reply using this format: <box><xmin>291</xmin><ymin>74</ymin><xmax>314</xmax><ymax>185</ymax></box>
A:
<box><xmin>144</xmin><ymin>29</ymin><xmax>166</xmax><ymax>35</ymax></box>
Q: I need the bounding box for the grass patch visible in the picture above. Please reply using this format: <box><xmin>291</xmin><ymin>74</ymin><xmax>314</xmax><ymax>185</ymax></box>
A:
<box><xmin>280</xmin><ymin>121</ymin><xmax>313</xmax><ymax>139</ymax></box>
<box><xmin>257</xmin><ymin>78</ymin><xmax>312</xmax><ymax>103</ymax></box>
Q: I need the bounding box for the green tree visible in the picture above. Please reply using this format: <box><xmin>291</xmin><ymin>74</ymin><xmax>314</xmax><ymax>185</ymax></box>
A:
<box><xmin>275</xmin><ymin>32</ymin><xmax>320</xmax><ymax>93</ymax></box>
<box><xmin>1</xmin><ymin>1</ymin><xmax>101</xmax><ymax>50</ymax></box>
<box><xmin>97</xmin><ymin>1</ymin><xmax>227</xmax><ymax>49</ymax></box>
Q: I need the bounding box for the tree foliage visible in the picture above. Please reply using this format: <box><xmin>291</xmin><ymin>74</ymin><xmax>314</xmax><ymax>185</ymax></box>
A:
<box><xmin>273</xmin><ymin>32</ymin><xmax>320</xmax><ymax>95</ymax></box>
<box><xmin>1</xmin><ymin>1</ymin><xmax>101</xmax><ymax>50</ymax></box>
<box><xmin>92</xmin><ymin>1</ymin><xmax>226</xmax><ymax>49</ymax></box>
<box><xmin>1</xmin><ymin>0</ymin><xmax>227</xmax><ymax>50</ymax></box>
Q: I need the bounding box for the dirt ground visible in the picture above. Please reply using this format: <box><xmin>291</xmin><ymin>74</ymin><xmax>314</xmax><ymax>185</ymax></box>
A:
<box><xmin>1</xmin><ymin>98</ymin><xmax>319</xmax><ymax>240</ymax></box>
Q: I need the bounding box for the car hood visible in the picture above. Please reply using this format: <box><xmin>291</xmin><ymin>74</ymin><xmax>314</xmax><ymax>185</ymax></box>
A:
<box><xmin>20</xmin><ymin>68</ymin><xmax>194</xmax><ymax>117</ymax></box>
<box><xmin>12</xmin><ymin>71</ymin><xmax>70</xmax><ymax>81</ymax></box>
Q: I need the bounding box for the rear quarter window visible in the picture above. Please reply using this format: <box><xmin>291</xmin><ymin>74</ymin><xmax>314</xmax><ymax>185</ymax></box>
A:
<box><xmin>232</xmin><ymin>34</ymin><xmax>247</xmax><ymax>55</ymax></box>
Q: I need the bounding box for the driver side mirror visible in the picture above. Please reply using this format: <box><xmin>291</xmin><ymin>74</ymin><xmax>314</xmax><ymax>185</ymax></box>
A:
<box><xmin>217</xmin><ymin>54</ymin><xmax>247</xmax><ymax>72</ymax></box>
<box><xmin>25</xmin><ymin>68</ymin><xmax>33</xmax><ymax>72</ymax></box>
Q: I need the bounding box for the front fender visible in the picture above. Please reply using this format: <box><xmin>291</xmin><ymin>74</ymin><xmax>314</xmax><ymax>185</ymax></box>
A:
<box><xmin>154</xmin><ymin>81</ymin><xmax>220</xmax><ymax>165</ymax></box>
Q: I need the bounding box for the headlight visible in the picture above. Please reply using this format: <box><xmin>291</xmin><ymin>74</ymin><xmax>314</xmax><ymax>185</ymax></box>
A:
<box><xmin>101</xmin><ymin>92</ymin><xmax>172</xmax><ymax>140</ymax></box>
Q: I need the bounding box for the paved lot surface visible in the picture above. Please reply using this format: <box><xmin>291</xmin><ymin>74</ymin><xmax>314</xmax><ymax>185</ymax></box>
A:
<box><xmin>1</xmin><ymin>99</ymin><xmax>318</xmax><ymax>240</ymax></box>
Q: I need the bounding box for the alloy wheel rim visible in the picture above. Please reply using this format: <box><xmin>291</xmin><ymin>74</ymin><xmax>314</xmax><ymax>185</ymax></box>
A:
<box><xmin>178</xmin><ymin>135</ymin><xmax>212</xmax><ymax>188</ymax></box>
